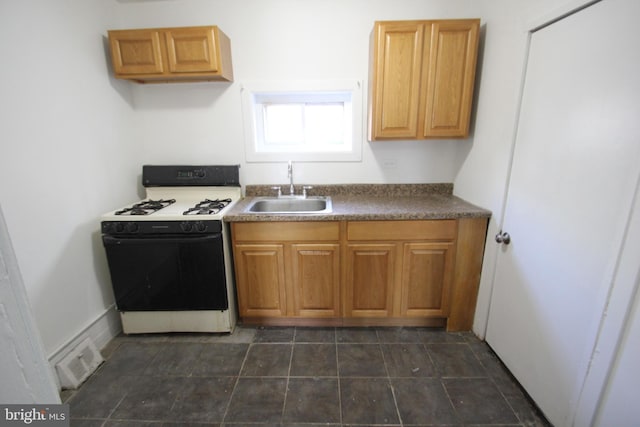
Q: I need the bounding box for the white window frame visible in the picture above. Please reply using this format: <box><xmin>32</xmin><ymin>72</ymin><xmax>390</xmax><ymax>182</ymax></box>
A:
<box><xmin>241</xmin><ymin>80</ymin><xmax>363</xmax><ymax>162</ymax></box>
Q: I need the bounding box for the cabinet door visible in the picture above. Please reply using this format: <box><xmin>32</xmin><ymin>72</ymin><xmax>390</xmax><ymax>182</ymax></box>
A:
<box><xmin>108</xmin><ymin>30</ymin><xmax>164</xmax><ymax>75</ymax></box>
<box><xmin>234</xmin><ymin>244</ymin><xmax>287</xmax><ymax>317</ymax></box>
<box><xmin>421</xmin><ymin>19</ymin><xmax>479</xmax><ymax>138</ymax></box>
<box><xmin>401</xmin><ymin>242</ymin><xmax>455</xmax><ymax>317</ymax></box>
<box><xmin>370</xmin><ymin>21</ymin><xmax>426</xmax><ymax>139</ymax></box>
<box><xmin>291</xmin><ymin>244</ymin><xmax>340</xmax><ymax>317</ymax></box>
<box><xmin>345</xmin><ymin>244</ymin><xmax>397</xmax><ymax>317</ymax></box>
<box><xmin>165</xmin><ymin>27</ymin><xmax>220</xmax><ymax>73</ymax></box>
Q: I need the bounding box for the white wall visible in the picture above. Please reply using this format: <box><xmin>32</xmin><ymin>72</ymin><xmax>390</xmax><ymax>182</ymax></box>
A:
<box><xmin>2</xmin><ymin>2</ymin><xmax>635</xmax><ymax>420</ymax></box>
<box><xmin>0</xmin><ymin>0</ymin><xmax>138</xmax><ymax>356</ymax></box>
<box><xmin>0</xmin><ymin>0</ymin><xmax>595</xmax><ymax>369</ymax></box>
<box><xmin>0</xmin><ymin>0</ymin><xmax>497</xmax><ymax>363</ymax></box>
<box><xmin>114</xmin><ymin>0</ymin><xmax>485</xmax><ymax>186</ymax></box>
<box><xmin>0</xmin><ymin>0</ymin><xmax>534</xmax><ymax>359</ymax></box>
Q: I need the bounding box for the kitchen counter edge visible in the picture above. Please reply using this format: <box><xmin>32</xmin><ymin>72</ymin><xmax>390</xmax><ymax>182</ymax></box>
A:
<box><xmin>224</xmin><ymin>184</ymin><xmax>491</xmax><ymax>222</ymax></box>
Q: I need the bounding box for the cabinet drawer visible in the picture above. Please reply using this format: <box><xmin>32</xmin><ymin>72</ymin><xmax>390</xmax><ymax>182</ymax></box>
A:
<box><xmin>347</xmin><ymin>220</ymin><xmax>456</xmax><ymax>241</ymax></box>
<box><xmin>233</xmin><ymin>222</ymin><xmax>340</xmax><ymax>242</ymax></box>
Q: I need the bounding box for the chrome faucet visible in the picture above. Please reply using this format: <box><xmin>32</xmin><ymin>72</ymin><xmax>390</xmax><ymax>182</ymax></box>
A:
<box><xmin>288</xmin><ymin>160</ymin><xmax>295</xmax><ymax>196</ymax></box>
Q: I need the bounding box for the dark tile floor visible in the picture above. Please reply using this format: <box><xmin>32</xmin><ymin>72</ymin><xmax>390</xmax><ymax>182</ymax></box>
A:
<box><xmin>64</xmin><ymin>326</ymin><xmax>550</xmax><ymax>426</ymax></box>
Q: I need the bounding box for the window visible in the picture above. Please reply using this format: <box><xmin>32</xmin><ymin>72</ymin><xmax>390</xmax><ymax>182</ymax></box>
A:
<box><xmin>241</xmin><ymin>80</ymin><xmax>363</xmax><ymax>162</ymax></box>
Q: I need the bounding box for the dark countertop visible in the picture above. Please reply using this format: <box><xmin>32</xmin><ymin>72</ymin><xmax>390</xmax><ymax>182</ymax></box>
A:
<box><xmin>224</xmin><ymin>184</ymin><xmax>491</xmax><ymax>222</ymax></box>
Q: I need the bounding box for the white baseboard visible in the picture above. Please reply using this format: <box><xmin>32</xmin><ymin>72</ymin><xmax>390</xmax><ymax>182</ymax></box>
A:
<box><xmin>48</xmin><ymin>305</ymin><xmax>121</xmax><ymax>390</ymax></box>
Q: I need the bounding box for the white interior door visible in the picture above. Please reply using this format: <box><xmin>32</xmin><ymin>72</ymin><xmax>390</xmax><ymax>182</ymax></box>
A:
<box><xmin>486</xmin><ymin>1</ymin><xmax>640</xmax><ymax>426</ymax></box>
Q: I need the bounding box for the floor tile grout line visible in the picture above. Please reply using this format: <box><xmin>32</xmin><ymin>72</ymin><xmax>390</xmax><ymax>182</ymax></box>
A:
<box><xmin>443</xmin><ymin>340</ymin><xmax>518</xmax><ymax>426</ymax></box>
<box><xmin>484</xmin><ymin>359</ymin><xmax>527</xmax><ymax>425</ymax></box>
<box><xmin>219</xmin><ymin>340</ymin><xmax>252</xmax><ymax>424</ymax></box>
<box><xmin>468</xmin><ymin>339</ymin><xmax>527</xmax><ymax>425</ymax></box>
<box><xmin>378</xmin><ymin>333</ymin><xmax>404</xmax><ymax>426</ymax></box>
<box><xmin>67</xmin><ymin>327</ymin><xmax>550</xmax><ymax>426</ymax></box>
<box><xmin>334</xmin><ymin>328</ymin><xmax>344</xmax><ymax>427</ymax></box>
<box><xmin>439</xmin><ymin>375</ymin><xmax>464</xmax><ymax>427</ymax></box>
<box><xmin>421</xmin><ymin>339</ymin><xmax>461</xmax><ymax>426</ymax></box>
<box><xmin>279</xmin><ymin>327</ymin><xmax>296</xmax><ymax>423</ymax></box>
<box><xmin>102</xmin><ymin>393</ymin><xmax>128</xmax><ymax>423</ymax></box>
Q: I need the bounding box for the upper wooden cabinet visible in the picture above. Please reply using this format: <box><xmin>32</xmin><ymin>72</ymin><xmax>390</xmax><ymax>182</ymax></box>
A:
<box><xmin>369</xmin><ymin>19</ymin><xmax>480</xmax><ymax>140</ymax></box>
<box><xmin>108</xmin><ymin>26</ymin><xmax>233</xmax><ymax>83</ymax></box>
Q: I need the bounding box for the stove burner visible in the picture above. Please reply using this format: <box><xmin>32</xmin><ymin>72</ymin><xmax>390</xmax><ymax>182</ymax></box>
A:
<box><xmin>183</xmin><ymin>198</ymin><xmax>232</xmax><ymax>215</ymax></box>
<box><xmin>115</xmin><ymin>199</ymin><xmax>176</xmax><ymax>216</ymax></box>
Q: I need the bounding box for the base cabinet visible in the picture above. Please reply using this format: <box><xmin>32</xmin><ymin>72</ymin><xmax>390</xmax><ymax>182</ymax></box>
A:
<box><xmin>291</xmin><ymin>244</ymin><xmax>340</xmax><ymax>317</ymax></box>
<box><xmin>400</xmin><ymin>242</ymin><xmax>455</xmax><ymax>317</ymax></box>
<box><xmin>231</xmin><ymin>222</ymin><xmax>341</xmax><ymax>321</ymax></box>
<box><xmin>233</xmin><ymin>244</ymin><xmax>287</xmax><ymax>318</ymax></box>
<box><xmin>231</xmin><ymin>218</ymin><xmax>487</xmax><ymax>331</ymax></box>
<box><xmin>344</xmin><ymin>221</ymin><xmax>456</xmax><ymax>321</ymax></box>
<box><xmin>345</xmin><ymin>244</ymin><xmax>397</xmax><ymax>317</ymax></box>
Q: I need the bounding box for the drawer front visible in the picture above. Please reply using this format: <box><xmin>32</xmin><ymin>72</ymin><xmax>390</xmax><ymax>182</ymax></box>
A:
<box><xmin>232</xmin><ymin>222</ymin><xmax>340</xmax><ymax>242</ymax></box>
<box><xmin>347</xmin><ymin>220</ymin><xmax>456</xmax><ymax>241</ymax></box>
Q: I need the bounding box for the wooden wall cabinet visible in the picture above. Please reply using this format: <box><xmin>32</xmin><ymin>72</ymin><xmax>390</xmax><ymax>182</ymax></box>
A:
<box><xmin>231</xmin><ymin>217</ymin><xmax>487</xmax><ymax>331</ymax></box>
<box><xmin>369</xmin><ymin>19</ymin><xmax>480</xmax><ymax>140</ymax></box>
<box><xmin>108</xmin><ymin>25</ymin><xmax>233</xmax><ymax>83</ymax></box>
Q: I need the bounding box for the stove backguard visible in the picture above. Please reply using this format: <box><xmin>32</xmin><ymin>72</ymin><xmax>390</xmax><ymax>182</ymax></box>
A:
<box><xmin>142</xmin><ymin>165</ymin><xmax>240</xmax><ymax>187</ymax></box>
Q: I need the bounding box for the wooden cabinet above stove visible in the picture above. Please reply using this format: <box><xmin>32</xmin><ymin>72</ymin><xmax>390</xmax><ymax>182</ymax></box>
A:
<box><xmin>107</xmin><ymin>25</ymin><xmax>233</xmax><ymax>83</ymax></box>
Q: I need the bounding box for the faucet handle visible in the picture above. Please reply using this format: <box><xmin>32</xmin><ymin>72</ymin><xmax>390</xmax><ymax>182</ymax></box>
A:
<box><xmin>302</xmin><ymin>186</ymin><xmax>313</xmax><ymax>198</ymax></box>
<box><xmin>271</xmin><ymin>186</ymin><xmax>282</xmax><ymax>197</ymax></box>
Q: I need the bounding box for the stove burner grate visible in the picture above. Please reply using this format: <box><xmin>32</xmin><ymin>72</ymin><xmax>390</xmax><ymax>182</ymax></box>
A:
<box><xmin>115</xmin><ymin>199</ymin><xmax>176</xmax><ymax>216</ymax></box>
<box><xmin>183</xmin><ymin>198</ymin><xmax>232</xmax><ymax>215</ymax></box>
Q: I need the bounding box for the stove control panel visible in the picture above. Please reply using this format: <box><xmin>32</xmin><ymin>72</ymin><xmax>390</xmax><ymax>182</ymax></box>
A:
<box><xmin>180</xmin><ymin>221</ymin><xmax>209</xmax><ymax>233</ymax></box>
<box><xmin>142</xmin><ymin>165</ymin><xmax>240</xmax><ymax>187</ymax></box>
<box><xmin>101</xmin><ymin>220</ymin><xmax>222</xmax><ymax>235</ymax></box>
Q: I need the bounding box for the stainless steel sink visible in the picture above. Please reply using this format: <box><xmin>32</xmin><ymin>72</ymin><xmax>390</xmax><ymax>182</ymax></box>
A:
<box><xmin>245</xmin><ymin>196</ymin><xmax>332</xmax><ymax>214</ymax></box>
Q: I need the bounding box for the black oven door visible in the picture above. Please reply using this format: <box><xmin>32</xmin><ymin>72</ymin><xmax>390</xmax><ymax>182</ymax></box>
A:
<box><xmin>102</xmin><ymin>233</ymin><xmax>228</xmax><ymax>311</ymax></box>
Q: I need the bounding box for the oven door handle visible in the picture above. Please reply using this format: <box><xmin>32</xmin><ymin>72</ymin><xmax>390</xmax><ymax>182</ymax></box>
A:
<box><xmin>102</xmin><ymin>234</ymin><xmax>221</xmax><ymax>245</ymax></box>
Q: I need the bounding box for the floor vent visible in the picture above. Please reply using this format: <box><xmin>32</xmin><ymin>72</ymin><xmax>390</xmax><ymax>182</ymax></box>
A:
<box><xmin>55</xmin><ymin>337</ymin><xmax>104</xmax><ymax>389</ymax></box>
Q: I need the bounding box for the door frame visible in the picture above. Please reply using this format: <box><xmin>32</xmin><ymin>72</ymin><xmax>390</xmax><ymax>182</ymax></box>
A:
<box><xmin>575</xmin><ymin>177</ymin><xmax>640</xmax><ymax>426</ymax></box>
<box><xmin>0</xmin><ymin>205</ymin><xmax>60</xmax><ymax>402</ymax></box>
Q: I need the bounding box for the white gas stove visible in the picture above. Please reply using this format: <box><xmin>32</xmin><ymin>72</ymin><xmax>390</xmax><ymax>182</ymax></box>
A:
<box><xmin>100</xmin><ymin>165</ymin><xmax>241</xmax><ymax>334</ymax></box>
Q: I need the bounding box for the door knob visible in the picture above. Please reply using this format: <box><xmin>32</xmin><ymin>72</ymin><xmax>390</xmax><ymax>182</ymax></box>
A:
<box><xmin>495</xmin><ymin>231</ymin><xmax>511</xmax><ymax>245</ymax></box>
